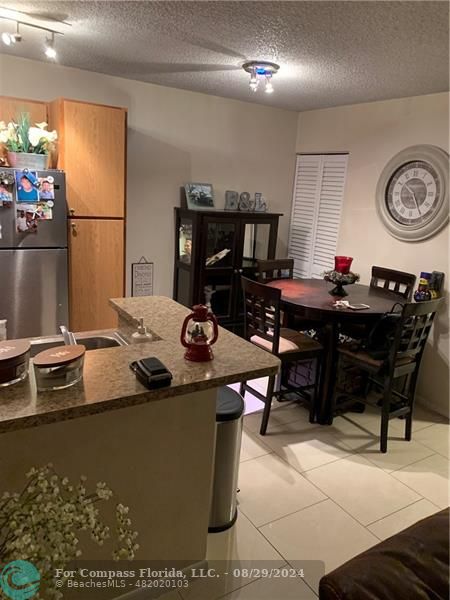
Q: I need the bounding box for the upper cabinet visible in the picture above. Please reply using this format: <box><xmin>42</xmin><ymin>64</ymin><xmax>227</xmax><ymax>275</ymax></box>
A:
<box><xmin>0</xmin><ymin>96</ymin><xmax>48</xmax><ymax>124</ymax></box>
<box><xmin>0</xmin><ymin>97</ymin><xmax>48</xmax><ymax>164</ymax></box>
<box><xmin>49</xmin><ymin>99</ymin><xmax>127</xmax><ymax>218</ymax></box>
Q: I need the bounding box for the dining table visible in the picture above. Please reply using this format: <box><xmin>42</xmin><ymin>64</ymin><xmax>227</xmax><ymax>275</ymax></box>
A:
<box><xmin>267</xmin><ymin>278</ymin><xmax>402</xmax><ymax>424</ymax></box>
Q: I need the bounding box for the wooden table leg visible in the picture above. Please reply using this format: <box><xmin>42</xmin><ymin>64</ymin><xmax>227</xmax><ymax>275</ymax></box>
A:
<box><xmin>317</xmin><ymin>321</ymin><xmax>339</xmax><ymax>425</ymax></box>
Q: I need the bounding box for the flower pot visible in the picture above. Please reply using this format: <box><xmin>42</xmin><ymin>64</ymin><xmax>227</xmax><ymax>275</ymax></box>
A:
<box><xmin>7</xmin><ymin>152</ymin><xmax>49</xmax><ymax>170</ymax></box>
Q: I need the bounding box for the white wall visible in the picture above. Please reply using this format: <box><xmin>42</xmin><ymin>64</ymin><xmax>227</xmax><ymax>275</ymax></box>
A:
<box><xmin>296</xmin><ymin>92</ymin><xmax>449</xmax><ymax>417</ymax></box>
<box><xmin>0</xmin><ymin>54</ymin><xmax>298</xmax><ymax>295</ymax></box>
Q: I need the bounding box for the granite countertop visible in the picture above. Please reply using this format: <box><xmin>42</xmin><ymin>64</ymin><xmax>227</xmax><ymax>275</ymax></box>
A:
<box><xmin>0</xmin><ymin>297</ymin><xmax>279</xmax><ymax>433</ymax></box>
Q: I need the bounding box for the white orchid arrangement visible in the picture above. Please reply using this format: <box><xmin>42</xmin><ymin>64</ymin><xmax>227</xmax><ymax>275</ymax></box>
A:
<box><xmin>0</xmin><ymin>464</ymin><xmax>139</xmax><ymax>599</ymax></box>
<box><xmin>0</xmin><ymin>113</ymin><xmax>57</xmax><ymax>155</ymax></box>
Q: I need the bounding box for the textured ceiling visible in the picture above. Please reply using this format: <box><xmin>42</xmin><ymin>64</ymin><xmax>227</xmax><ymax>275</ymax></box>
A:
<box><xmin>0</xmin><ymin>1</ymin><xmax>448</xmax><ymax>111</ymax></box>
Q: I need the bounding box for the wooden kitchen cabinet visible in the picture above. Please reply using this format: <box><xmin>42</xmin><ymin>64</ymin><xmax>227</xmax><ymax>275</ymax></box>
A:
<box><xmin>0</xmin><ymin>96</ymin><xmax>47</xmax><ymax>124</ymax></box>
<box><xmin>0</xmin><ymin>97</ymin><xmax>48</xmax><ymax>164</ymax></box>
<box><xmin>69</xmin><ymin>219</ymin><xmax>125</xmax><ymax>331</ymax></box>
<box><xmin>49</xmin><ymin>98</ymin><xmax>127</xmax><ymax>218</ymax></box>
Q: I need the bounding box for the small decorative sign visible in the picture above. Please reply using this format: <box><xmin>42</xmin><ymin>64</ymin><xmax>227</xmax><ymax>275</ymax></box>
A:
<box><xmin>132</xmin><ymin>257</ymin><xmax>153</xmax><ymax>297</ymax></box>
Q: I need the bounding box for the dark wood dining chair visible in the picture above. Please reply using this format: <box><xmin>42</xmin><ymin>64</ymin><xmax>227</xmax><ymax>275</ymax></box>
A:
<box><xmin>257</xmin><ymin>258</ymin><xmax>320</xmax><ymax>332</ymax></box>
<box><xmin>370</xmin><ymin>266</ymin><xmax>416</xmax><ymax>300</ymax></box>
<box><xmin>240</xmin><ymin>277</ymin><xmax>323</xmax><ymax>433</ymax></box>
<box><xmin>335</xmin><ymin>298</ymin><xmax>443</xmax><ymax>453</ymax></box>
<box><xmin>341</xmin><ymin>266</ymin><xmax>417</xmax><ymax>342</ymax></box>
<box><xmin>256</xmin><ymin>258</ymin><xmax>294</xmax><ymax>283</ymax></box>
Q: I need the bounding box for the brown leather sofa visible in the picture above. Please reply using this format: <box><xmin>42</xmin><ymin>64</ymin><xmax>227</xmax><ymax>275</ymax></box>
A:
<box><xmin>319</xmin><ymin>508</ymin><xmax>449</xmax><ymax>600</ymax></box>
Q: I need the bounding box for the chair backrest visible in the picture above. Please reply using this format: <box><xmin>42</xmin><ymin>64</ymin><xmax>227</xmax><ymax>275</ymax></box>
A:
<box><xmin>370</xmin><ymin>266</ymin><xmax>416</xmax><ymax>300</ymax></box>
<box><xmin>391</xmin><ymin>298</ymin><xmax>444</xmax><ymax>365</ymax></box>
<box><xmin>257</xmin><ymin>258</ymin><xmax>294</xmax><ymax>283</ymax></box>
<box><xmin>241</xmin><ymin>276</ymin><xmax>281</xmax><ymax>355</ymax></box>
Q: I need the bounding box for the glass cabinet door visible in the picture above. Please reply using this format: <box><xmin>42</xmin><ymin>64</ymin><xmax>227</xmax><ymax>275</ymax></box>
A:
<box><xmin>203</xmin><ymin>273</ymin><xmax>234</xmax><ymax>319</ymax></box>
<box><xmin>178</xmin><ymin>218</ymin><xmax>193</xmax><ymax>265</ymax></box>
<box><xmin>204</xmin><ymin>220</ymin><xmax>237</xmax><ymax>269</ymax></box>
<box><xmin>242</xmin><ymin>222</ymin><xmax>273</xmax><ymax>262</ymax></box>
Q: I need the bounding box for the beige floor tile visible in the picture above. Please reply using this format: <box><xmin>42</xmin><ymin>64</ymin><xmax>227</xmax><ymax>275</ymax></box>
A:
<box><xmin>181</xmin><ymin>512</ymin><xmax>284</xmax><ymax>600</ymax></box>
<box><xmin>259</xmin><ymin>419</ymin><xmax>351</xmax><ymax>473</ymax></box>
<box><xmin>240</xmin><ymin>430</ymin><xmax>272</xmax><ymax>463</ymax></box>
<box><xmin>357</xmin><ymin>439</ymin><xmax>434</xmax><ymax>473</ymax></box>
<box><xmin>304</xmin><ymin>454</ymin><xmax>421</xmax><ymax>525</ymax></box>
<box><xmin>330</xmin><ymin>415</ymin><xmax>434</xmax><ymax>471</ymax></box>
<box><xmin>244</xmin><ymin>402</ymin><xmax>311</xmax><ymax>434</ymax></box>
<box><xmin>330</xmin><ymin>409</ymin><xmax>402</xmax><ymax>445</ymax></box>
<box><xmin>331</xmin><ymin>403</ymin><xmax>445</xmax><ymax>442</ymax></box>
<box><xmin>238</xmin><ymin>453</ymin><xmax>326</xmax><ymax>527</ymax></box>
<box><xmin>260</xmin><ymin>499</ymin><xmax>378</xmax><ymax>592</ymax></box>
<box><xmin>367</xmin><ymin>499</ymin><xmax>440</xmax><ymax>540</ymax></box>
<box><xmin>219</xmin><ymin>565</ymin><xmax>317</xmax><ymax>599</ymax></box>
<box><xmin>157</xmin><ymin>591</ymin><xmax>183</xmax><ymax>600</ymax></box>
<box><xmin>391</xmin><ymin>454</ymin><xmax>450</xmax><ymax>509</ymax></box>
<box><xmin>390</xmin><ymin>404</ymin><xmax>445</xmax><ymax>434</ymax></box>
<box><xmin>414</xmin><ymin>423</ymin><xmax>450</xmax><ymax>458</ymax></box>
<box><xmin>206</xmin><ymin>511</ymin><xmax>283</xmax><ymax>562</ymax></box>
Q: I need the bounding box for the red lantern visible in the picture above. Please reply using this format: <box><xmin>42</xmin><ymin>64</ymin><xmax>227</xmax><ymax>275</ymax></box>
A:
<box><xmin>180</xmin><ymin>305</ymin><xmax>219</xmax><ymax>362</ymax></box>
<box><xmin>334</xmin><ymin>256</ymin><xmax>353</xmax><ymax>274</ymax></box>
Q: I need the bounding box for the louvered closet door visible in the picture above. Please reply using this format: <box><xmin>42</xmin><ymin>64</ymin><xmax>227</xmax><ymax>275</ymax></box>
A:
<box><xmin>288</xmin><ymin>154</ymin><xmax>348</xmax><ymax>278</ymax></box>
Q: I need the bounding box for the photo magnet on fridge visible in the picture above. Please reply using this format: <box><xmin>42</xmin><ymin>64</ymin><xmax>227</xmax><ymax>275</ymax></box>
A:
<box><xmin>38</xmin><ymin>177</ymin><xmax>55</xmax><ymax>200</ymax></box>
<box><xmin>35</xmin><ymin>202</ymin><xmax>53</xmax><ymax>220</ymax></box>
<box><xmin>16</xmin><ymin>205</ymin><xmax>38</xmax><ymax>234</ymax></box>
<box><xmin>16</xmin><ymin>170</ymin><xmax>39</xmax><ymax>203</ymax></box>
<box><xmin>0</xmin><ymin>183</ymin><xmax>13</xmax><ymax>207</ymax></box>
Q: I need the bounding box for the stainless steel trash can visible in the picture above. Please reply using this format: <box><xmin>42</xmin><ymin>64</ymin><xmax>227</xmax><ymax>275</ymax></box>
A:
<box><xmin>208</xmin><ymin>386</ymin><xmax>244</xmax><ymax>533</ymax></box>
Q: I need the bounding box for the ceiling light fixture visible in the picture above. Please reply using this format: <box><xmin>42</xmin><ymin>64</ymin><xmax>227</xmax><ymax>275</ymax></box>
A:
<box><xmin>44</xmin><ymin>32</ymin><xmax>56</xmax><ymax>59</ymax></box>
<box><xmin>0</xmin><ymin>9</ymin><xmax>67</xmax><ymax>57</ymax></box>
<box><xmin>1</xmin><ymin>21</ymin><xmax>21</xmax><ymax>45</ymax></box>
<box><xmin>242</xmin><ymin>61</ymin><xmax>280</xmax><ymax>95</ymax></box>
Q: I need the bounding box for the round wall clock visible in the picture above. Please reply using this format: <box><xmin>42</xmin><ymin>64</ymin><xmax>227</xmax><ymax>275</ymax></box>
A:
<box><xmin>376</xmin><ymin>145</ymin><xmax>449</xmax><ymax>242</ymax></box>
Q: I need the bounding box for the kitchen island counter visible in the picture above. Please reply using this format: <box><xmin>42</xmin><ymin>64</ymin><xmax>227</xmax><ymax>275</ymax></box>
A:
<box><xmin>0</xmin><ymin>296</ymin><xmax>280</xmax><ymax>568</ymax></box>
<box><xmin>0</xmin><ymin>296</ymin><xmax>279</xmax><ymax>433</ymax></box>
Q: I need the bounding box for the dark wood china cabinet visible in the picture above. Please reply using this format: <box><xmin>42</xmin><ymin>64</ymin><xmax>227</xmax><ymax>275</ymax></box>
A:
<box><xmin>173</xmin><ymin>208</ymin><xmax>282</xmax><ymax>332</ymax></box>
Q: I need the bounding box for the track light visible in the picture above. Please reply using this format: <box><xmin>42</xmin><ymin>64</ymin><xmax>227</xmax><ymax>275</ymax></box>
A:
<box><xmin>242</xmin><ymin>61</ymin><xmax>280</xmax><ymax>95</ymax></box>
<box><xmin>2</xmin><ymin>22</ymin><xmax>21</xmax><ymax>46</ymax></box>
<box><xmin>1</xmin><ymin>31</ymin><xmax>12</xmax><ymax>45</ymax></box>
<box><xmin>44</xmin><ymin>33</ymin><xmax>56</xmax><ymax>59</ymax></box>
<box><xmin>0</xmin><ymin>11</ymin><xmax>65</xmax><ymax>57</ymax></box>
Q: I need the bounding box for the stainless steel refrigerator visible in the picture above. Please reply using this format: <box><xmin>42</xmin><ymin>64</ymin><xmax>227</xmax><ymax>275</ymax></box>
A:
<box><xmin>0</xmin><ymin>168</ymin><xmax>68</xmax><ymax>339</ymax></box>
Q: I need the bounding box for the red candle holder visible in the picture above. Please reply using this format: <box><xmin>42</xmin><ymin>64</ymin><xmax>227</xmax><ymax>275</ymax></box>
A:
<box><xmin>334</xmin><ymin>256</ymin><xmax>353</xmax><ymax>274</ymax></box>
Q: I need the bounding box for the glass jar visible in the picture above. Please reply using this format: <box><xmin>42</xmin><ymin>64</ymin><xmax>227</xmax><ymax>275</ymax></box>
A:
<box><xmin>33</xmin><ymin>344</ymin><xmax>85</xmax><ymax>391</ymax></box>
<box><xmin>0</xmin><ymin>339</ymin><xmax>30</xmax><ymax>387</ymax></box>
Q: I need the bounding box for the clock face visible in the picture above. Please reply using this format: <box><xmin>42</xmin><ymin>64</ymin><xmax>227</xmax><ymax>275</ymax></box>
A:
<box><xmin>386</xmin><ymin>160</ymin><xmax>441</xmax><ymax>226</ymax></box>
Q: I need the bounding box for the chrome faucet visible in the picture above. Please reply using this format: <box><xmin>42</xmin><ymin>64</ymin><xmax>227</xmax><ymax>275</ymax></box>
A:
<box><xmin>60</xmin><ymin>325</ymin><xmax>76</xmax><ymax>345</ymax></box>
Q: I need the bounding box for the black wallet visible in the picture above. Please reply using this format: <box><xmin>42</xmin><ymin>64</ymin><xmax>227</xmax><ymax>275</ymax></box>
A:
<box><xmin>130</xmin><ymin>357</ymin><xmax>172</xmax><ymax>389</ymax></box>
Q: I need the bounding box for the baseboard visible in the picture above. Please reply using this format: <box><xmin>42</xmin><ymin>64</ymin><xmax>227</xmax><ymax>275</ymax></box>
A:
<box><xmin>416</xmin><ymin>392</ymin><xmax>450</xmax><ymax>420</ymax></box>
<box><xmin>113</xmin><ymin>559</ymin><xmax>208</xmax><ymax>600</ymax></box>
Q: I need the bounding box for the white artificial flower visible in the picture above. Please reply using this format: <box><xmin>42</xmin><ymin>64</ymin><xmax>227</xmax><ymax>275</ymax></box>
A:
<box><xmin>28</xmin><ymin>127</ymin><xmax>45</xmax><ymax>147</ymax></box>
<box><xmin>35</xmin><ymin>121</ymin><xmax>48</xmax><ymax>129</ymax></box>
<box><xmin>46</xmin><ymin>129</ymin><xmax>58</xmax><ymax>142</ymax></box>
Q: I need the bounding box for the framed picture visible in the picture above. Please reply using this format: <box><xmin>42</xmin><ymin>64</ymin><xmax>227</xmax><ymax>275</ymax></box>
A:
<box><xmin>224</xmin><ymin>190</ymin><xmax>239</xmax><ymax>211</ymax></box>
<box><xmin>254</xmin><ymin>193</ymin><xmax>268</xmax><ymax>212</ymax></box>
<box><xmin>184</xmin><ymin>183</ymin><xmax>214</xmax><ymax>210</ymax></box>
<box><xmin>131</xmin><ymin>257</ymin><xmax>154</xmax><ymax>297</ymax></box>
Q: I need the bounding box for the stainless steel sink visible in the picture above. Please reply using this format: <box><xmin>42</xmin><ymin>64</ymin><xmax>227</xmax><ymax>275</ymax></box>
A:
<box><xmin>29</xmin><ymin>331</ymin><xmax>128</xmax><ymax>357</ymax></box>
